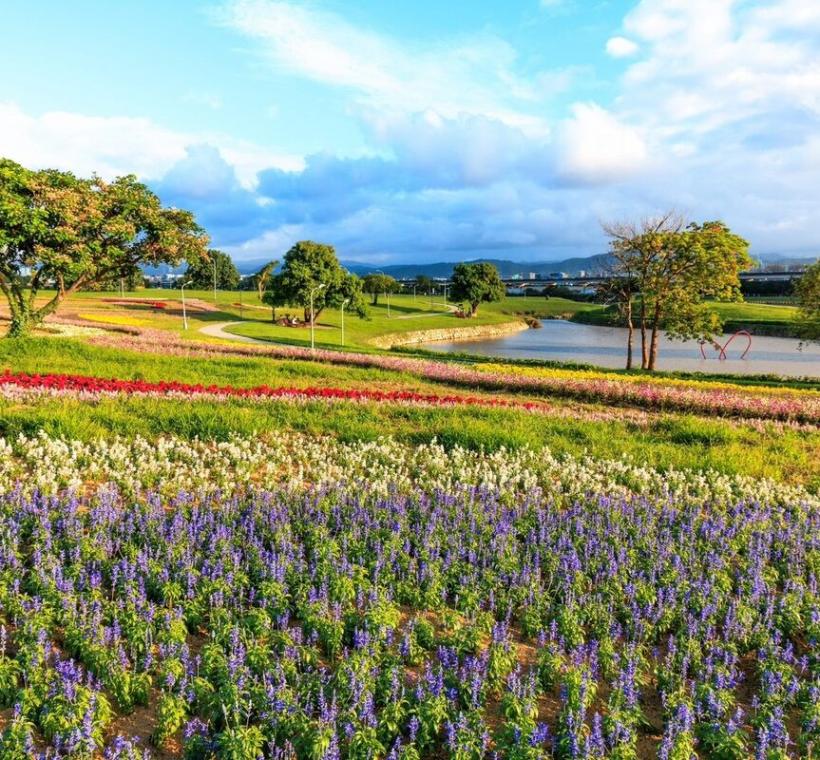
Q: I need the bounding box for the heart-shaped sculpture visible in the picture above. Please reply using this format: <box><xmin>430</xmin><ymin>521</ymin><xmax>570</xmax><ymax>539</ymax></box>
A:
<box><xmin>699</xmin><ymin>330</ymin><xmax>752</xmax><ymax>360</ymax></box>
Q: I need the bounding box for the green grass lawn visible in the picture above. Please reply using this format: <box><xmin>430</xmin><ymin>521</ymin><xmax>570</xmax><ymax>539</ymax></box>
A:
<box><xmin>567</xmin><ymin>297</ymin><xmax>800</xmax><ymax>333</ymax></box>
<box><xmin>224</xmin><ymin>294</ymin><xmax>524</xmax><ymax>349</ymax></box>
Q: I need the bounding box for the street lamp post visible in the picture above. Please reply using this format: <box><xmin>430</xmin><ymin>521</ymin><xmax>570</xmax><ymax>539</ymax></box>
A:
<box><xmin>181</xmin><ymin>279</ymin><xmax>193</xmax><ymax>330</ymax></box>
<box><xmin>374</xmin><ymin>269</ymin><xmax>391</xmax><ymax>318</ymax></box>
<box><xmin>309</xmin><ymin>283</ymin><xmax>325</xmax><ymax>351</ymax></box>
<box><xmin>340</xmin><ymin>298</ymin><xmax>350</xmax><ymax>347</ymax></box>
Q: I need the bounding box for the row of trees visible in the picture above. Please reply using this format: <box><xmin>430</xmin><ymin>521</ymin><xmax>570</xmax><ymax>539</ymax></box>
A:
<box><xmin>247</xmin><ymin>252</ymin><xmax>505</xmax><ymax>322</ymax></box>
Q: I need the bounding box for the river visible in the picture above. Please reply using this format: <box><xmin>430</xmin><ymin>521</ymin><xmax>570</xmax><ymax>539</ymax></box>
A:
<box><xmin>420</xmin><ymin>320</ymin><xmax>820</xmax><ymax>378</ymax></box>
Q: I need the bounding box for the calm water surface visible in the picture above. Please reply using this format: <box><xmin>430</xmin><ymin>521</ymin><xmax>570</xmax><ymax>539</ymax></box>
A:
<box><xmin>420</xmin><ymin>320</ymin><xmax>820</xmax><ymax>378</ymax></box>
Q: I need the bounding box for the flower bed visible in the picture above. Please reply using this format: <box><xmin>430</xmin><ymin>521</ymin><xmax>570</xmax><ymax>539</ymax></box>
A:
<box><xmin>0</xmin><ymin>369</ymin><xmax>558</xmax><ymax>417</ymax></box>
<box><xmin>87</xmin><ymin>332</ymin><xmax>820</xmax><ymax>423</ymax></box>
<box><xmin>0</xmin><ymin>432</ymin><xmax>816</xmax><ymax>758</ymax></box>
<box><xmin>101</xmin><ymin>298</ymin><xmax>168</xmax><ymax>309</ymax></box>
<box><xmin>3</xmin><ymin>369</ymin><xmax>813</xmax><ymax>434</ymax></box>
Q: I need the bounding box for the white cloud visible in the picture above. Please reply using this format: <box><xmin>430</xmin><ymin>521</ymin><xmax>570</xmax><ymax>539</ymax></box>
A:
<box><xmin>606</xmin><ymin>36</ymin><xmax>639</xmax><ymax>58</ymax></box>
<box><xmin>0</xmin><ymin>101</ymin><xmax>301</xmax><ymax>189</ymax></box>
<box><xmin>220</xmin><ymin>0</ymin><xmax>557</xmax><ymax>133</ymax></box>
<box><xmin>556</xmin><ymin>103</ymin><xmax>648</xmax><ymax>183</ymax></box>
<box><xmin>0</xmin><ymin>102</ymin><xmax>188</xmax><ymax>181</ymax></box>
<box><xmin>620</xmin><ymin>0</ymin><xmax>820</xmax><ymax>133</ymax></box>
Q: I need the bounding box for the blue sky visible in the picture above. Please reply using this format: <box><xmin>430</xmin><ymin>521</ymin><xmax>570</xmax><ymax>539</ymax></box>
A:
<box><xmin>1</xmin><ymin>0</ymin><xmax>819</xmax><ymax>263</ymax></box>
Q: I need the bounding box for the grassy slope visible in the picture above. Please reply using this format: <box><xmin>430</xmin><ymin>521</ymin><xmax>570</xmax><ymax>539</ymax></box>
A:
<box><xmin>565</xmin><ymin>297</ymin><xmax>799</xmax><ymax>331</ymax></box>
<box><xmin>18</xmin><ymin>288</ymin><xmax>801</xmax><ymax>346</ymax></box>
<box><xmin>0</xmin><ymin>338</ymin><xmax>816</xmax><ymax>487</ymax></box>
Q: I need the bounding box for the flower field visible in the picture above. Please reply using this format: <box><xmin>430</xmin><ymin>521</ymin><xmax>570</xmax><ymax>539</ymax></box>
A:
<box><xmin>0</xmin><ymin>432</ymin><xmax>818</xmax><ymax>759</ymax></box>
<box><xmin>86</xmin><ymin>332</ymin><xmax>820</xmax><ymax>424</ymax></box>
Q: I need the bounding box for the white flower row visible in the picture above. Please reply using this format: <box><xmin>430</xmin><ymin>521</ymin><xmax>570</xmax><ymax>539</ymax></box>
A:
<box><xmin>0</xmin><ymin>431</ymin><xmax>813</xmax><ymax>508</ymax></box>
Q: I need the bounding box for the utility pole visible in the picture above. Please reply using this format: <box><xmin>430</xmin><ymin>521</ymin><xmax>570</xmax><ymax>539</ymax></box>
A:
<box><xmin>181</xmin><ymin>280</ymin><xmax>193</xmax><ymax>330</ymax></box>
<box><xmin>340</xmin><ymin>298</ymin><xmax>349</xmax><ymax>347</ymax></box>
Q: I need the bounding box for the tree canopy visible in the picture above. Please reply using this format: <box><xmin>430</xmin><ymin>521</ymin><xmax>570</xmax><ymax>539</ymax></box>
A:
<box><xmin>262</xmin><ymin>241</ymin><xmax>367</xmax><ymax>323</ymax></box>
<box><xmin>362</xmin><ymin>273</ymin><xmax>399</xmax><ymax>305</ymax></box>
<box><xmin>0</xmin><ymin>158</ymin><xmax>208</xmax><ymax>336</ymax></box>
<box><xmin>414</xmin><ymin>275</ymin><xmax>434</xmax><ymax>294</ymax></box>
<box><xmin>250</xmin><ymin>260</ymin><xmax>278</xmax><ymax>300</ymax></box>
<box><xmin>449</xmin><ymin>262</ymin><xmax>505</xmax><ymax>316</ymax></box>
<box><xmin>795</xmin><ymin>259</ymin><xmax>820</xmax><ymax>342</ymax></box>
<box><xmin>604</xmin><ymin>214</ymin><xmax>752</xmax><ymax>370</ymax></box>
<box><xmin>185</xmin><ymin>249</ymin><xmax>240</xmax><ymax>291</ymax></box>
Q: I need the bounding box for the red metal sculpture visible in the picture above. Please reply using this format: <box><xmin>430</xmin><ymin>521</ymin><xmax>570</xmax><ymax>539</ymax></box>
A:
<box><xmin>699</xmin><ymin>330</ymin><xmax>752</xmax><ymax>360</ymax></box>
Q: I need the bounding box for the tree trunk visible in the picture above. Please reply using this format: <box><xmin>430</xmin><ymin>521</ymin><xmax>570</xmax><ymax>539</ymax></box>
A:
<box><xmin>372</xmin><ymin>292</ymin><xmax>379</xmax><ymax>306</ymax></box>
<box><xmin>639</xmin><ymin>300</ymin><xmax>648</xmax><ymax>369</ymax></box>
<box><xmin>470</xmin><ymin>302</ymin><xmax>479</xmax><ymax>317</ymax></box>
<box><xmin>648</xmin><ymin>303</ymin><xmax>662</xmax><ymax>371</ymax></box>
<box><xmin>7</xmin><ymin>304</ymin><xmax>33</xmax><ymax>338</ymax></box>
<box><xmin>304</xmin><ymin>306</ymin><xmax>324</xmax><ymax>324</ymax></box>
<box><xmin>624</xmin><ymin>299</ymin><xmax>634</xmax><ymax>370</ymax></box>
<box><xmin>4</xmin><ymin>284</ymin><xmax>61</xmax><ymax>338</ymax></box>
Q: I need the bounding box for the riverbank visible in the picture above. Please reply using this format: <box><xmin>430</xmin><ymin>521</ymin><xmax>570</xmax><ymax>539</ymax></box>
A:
<box><xmin>420</xmin><ymin>319</ymin><xmax>820</xmax><ymax>378</ymax></box>
<box><xmin>565</xmin><ymin>300</ymin><xmax>801</xmax><ymax>338</ymax></box>
<box><xmin>368</xmin><ymin>319</ymin><xmax>528</xmax><ymax>348</ymax></box>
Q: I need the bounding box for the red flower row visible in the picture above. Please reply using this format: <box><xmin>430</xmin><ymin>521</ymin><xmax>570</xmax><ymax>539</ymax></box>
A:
<box><xmin>0</xmin><ymin>370</ymin><xmax>547</xmax><ymax>415</ymax></box>
<box><xmin>102</xmin><ymin>299</ymin><xmax>168</xmax><ymax>309</ymax></box>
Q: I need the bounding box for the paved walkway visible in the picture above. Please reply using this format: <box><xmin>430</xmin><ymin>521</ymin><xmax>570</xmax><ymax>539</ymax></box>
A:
<box><xmin>199</xmin><ymin>321</ymin><xmax>268</xmax><ymax>344</ymax></box>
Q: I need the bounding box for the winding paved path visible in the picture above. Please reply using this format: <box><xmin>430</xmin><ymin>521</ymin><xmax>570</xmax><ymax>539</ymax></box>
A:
<box><xmin>199</xmin><ymin>321</ymin><xmax>268</xmax><ymax>344</ymax></box>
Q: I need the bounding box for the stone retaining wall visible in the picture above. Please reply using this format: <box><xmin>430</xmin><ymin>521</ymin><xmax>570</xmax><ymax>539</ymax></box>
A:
<box><xmin>369</xmin><ymin>320</ymin><xmax>529</xmax><ymax>349</ymax></box>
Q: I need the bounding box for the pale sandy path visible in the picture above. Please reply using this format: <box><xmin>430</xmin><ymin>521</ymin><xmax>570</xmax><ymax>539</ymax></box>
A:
<box><xmin>198</xmin><ymin>321</ymin><xmax>268</xmax><ymax>344</ymax></box>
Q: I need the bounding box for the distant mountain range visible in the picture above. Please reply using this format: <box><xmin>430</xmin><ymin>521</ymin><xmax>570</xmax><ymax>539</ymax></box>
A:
<box><xmin>144</xmin><ymin>250</ymin><xmax>816</xmax><ymax>280</ymax></box>
<box><xmin>145</xmin><ymin>254</ymin><xmax>614</xmax><ymax>279</ymax></box>
<box><xmin>216</xmin><ymin>253</ymin><xmax>615</xmax><ymax>279</ymax></box>
<box><xmin>341</xmin><ymin>254</ymin><xmax>615</xmax><ymax>279</ymax></box>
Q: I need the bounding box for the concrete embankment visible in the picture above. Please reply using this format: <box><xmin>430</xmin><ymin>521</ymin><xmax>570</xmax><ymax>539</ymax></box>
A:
<box><xmin>369</xmin><ymin>320</ymin><xmax>529</xmax><ymax>349</ymax></box>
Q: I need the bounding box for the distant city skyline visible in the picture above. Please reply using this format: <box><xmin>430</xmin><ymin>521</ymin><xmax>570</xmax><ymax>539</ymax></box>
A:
<box><xmin>1</xmin><ymin>1</ymin><xmax>819</xmax><ymax>263</ymax></box>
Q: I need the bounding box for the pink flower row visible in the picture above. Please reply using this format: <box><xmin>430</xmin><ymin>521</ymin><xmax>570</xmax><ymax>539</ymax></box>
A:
<box><xmin>87</xmin><ymin>331</ymin><xmax>820</xmax><ymax>424</ymax></box>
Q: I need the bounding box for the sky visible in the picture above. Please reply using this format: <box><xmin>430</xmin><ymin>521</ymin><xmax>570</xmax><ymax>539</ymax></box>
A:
<box><xmin>1</xmin><ymin>0</ymin><xmax>819</xmax><ymax>264</ymax></box>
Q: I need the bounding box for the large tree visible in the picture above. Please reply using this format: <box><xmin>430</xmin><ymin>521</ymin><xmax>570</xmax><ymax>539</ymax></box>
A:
<box><xmin>263</xmin><ymin>241</ymin><xmax>366</xmax><ymax>323</ymax></box>
<box><xmin>449</xmin><ymin>262</ymin><xmax>505</xmax><ymax>316</ymax></box>
<box><xmin>414</xmin><ymin>275</ymin><xmax>433</xmax><ymax>295</ymax></box>
<box><xmin>185</xmin><ymin>249</ymin><xmax>240</xmax><ymax>291</ymax></box>
<box><xmin>0</xmin><ymin>158</ymin><xmax>208</xmax><ymax>337</ymax></box>
<box><xmin>795</xmin><ymin>259</ymin><xmax>820</xmax><ymax>342</ymax></box>
<box><xmin>604</xmin><ymin>214</ymin><xmax>752</xmax><ymax>370</ymax></box>
<box><xmin>362</xmin><ymin>273</ymin><xmax>398</xmax><ymax>305</ymax></box>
